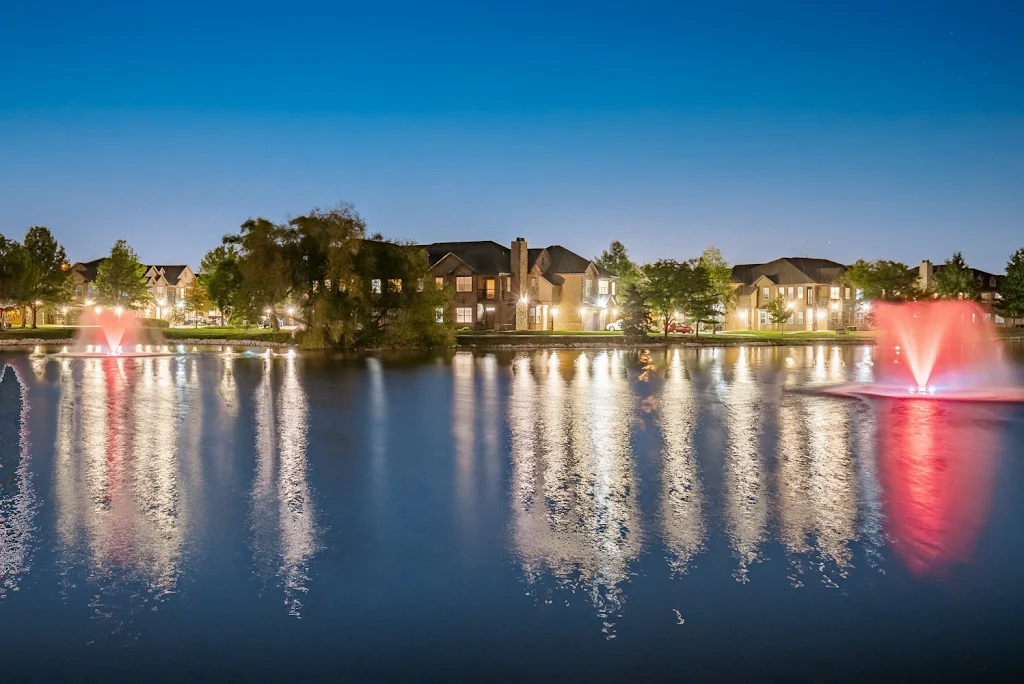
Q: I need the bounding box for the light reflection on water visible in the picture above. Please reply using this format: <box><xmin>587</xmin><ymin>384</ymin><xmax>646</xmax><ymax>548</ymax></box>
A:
<box><xmin>0</xmin><ymin>344</ymin><xmax>1020</xmax><ymax>678</ymax></box>
<box><xmin>0</xmin><ymin>364</ymin><xmax>35</xmax><ymax>600</ymax></box>
<box><xmin>510</xmin><ymin>350</ymin><xmax>639</xmax><ymax>636</ymax></box>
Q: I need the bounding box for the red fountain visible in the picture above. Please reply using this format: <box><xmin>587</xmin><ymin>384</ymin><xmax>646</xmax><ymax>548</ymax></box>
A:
<box><xmin>61</xmin><ymin>306</ymin><xmax>170</xmax><ymax>357</ymax></box>
<box><xmin>833</xmin><ymin>300</ymin><xmax>1024</xmax><ymax>402</ymax></box>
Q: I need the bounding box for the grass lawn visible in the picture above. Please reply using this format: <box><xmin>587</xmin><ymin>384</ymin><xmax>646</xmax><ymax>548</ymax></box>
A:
<box><xmin>456</xmin><ymin>329</ymin><xmax>622</xmax><ymax>336</ymax></box>
<box><xmin>163</xmin><ymin>327</ymin><xmax>295</xmax><ymax>343</ymax></box>
<box><xmin>0</xmin><ymin>325</ymin><xmax>75</xmax><ymax>340</ymax></box>
<box><xmin>714</xmin><ymin>329</ymin><xmax>878</xmax><ymax>339</ymax></box>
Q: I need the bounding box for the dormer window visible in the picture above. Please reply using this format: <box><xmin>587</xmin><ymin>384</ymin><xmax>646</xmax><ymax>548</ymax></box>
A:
<box><xmin>599</xmin><ymin>279</ymin><xmax>609</xmax><ymax>295</ymax></box>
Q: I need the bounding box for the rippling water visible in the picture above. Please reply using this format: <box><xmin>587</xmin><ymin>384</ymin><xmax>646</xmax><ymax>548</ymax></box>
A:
<box><xmin>1</xmin><ymin>345</ymin><xmax>1023</xmax><ymax>680</ymax></box>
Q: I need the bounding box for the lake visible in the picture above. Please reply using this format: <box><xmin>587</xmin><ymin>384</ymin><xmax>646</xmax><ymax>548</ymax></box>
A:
<box><xmin>2</xmin><ymin>345</ymin><xmax>1023</xmax><ymax>681</ymax></box>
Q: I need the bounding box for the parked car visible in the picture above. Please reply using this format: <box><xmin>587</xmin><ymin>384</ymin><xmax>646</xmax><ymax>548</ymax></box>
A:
<box><xmin>606</xmin><ymin>319</ymin><xmax>623</xmax><ymax>331</ymax></box>
<box><xmin>666</xmin><ymin>322</ymin><xmax>693</xmax><ymax>334</ymax></box>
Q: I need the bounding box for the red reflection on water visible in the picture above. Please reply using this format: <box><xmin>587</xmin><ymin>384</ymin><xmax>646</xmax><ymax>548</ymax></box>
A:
<box><xmin>873</xmin><ymin>301</ymin><xmax>995</xmax><ymax>389</ymax></box>
<box><xmin>878</xmin><ymin>399</ymin><xmax>1001</xmax><ymax>576</ymax></box>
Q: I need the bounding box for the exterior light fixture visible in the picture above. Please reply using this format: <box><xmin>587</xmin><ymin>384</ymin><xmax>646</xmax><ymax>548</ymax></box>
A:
<box><xmin>551</xmin><ymin>307</ymin><xmax>559</xmax><ymax>316</ymax></box>
<box><xmin>114</xmin><ymin>306</ymin><xmax>123</xmax><ymax>317</ymax></box>
<box><xmin>85</xmin><ymin>299</ymin><xmax>94</xmax><ymax>306</ymax></box>
<box><xmin>579</xmin><ymin>307</ymin><xmax>586</xmax><ymax>317</ymax></box>
<box><xmin>94</xmin><ymin>306</ymin><xmax>102</xmax><ymax>315</ymax></box>
<box><xmin>287</xmin><ymin>307</ymin><xmax>295</xmax><ymax>315</ymax></box>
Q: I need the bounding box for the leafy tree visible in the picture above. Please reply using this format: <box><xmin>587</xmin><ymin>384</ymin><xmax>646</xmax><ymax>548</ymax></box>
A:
<box><xmin>699</xmin><ymin>245</ymin><xmax>733</xmax><ymax>323</ymax></box>
<box><xmin>21</xmin><ymin>226</ymin><xmax>71</xmax><ymax>328</ymax></box>
<box><xmin>619</xmin><ymin>283</ymin><xmax>651</xmax><ymax>341</ymax></box>
<box><xmin>641</xmin><ymin>259</ymin><xmax>686</xmax><ymax>337</ymax></box>
<box><xmin>684</xmin><ymin>262</ymin><xmax>721</xmax><ymax>337</ymax></box>
<box><xmin>594</xmin><ymin>240</ymin><xmax>641</xmax><ymax>290</ymax></box>
<box><xmin>199</xmin><ymin>244</ymin><xmax>243</xmax><ymax>322</ymax></box>
<box><xmin>844</xmin><ymin>259</ymin><xmax>920</xmax><ymax>301</ymax></box>
<box><xmin>0</xmin><ymin>236</ymin><xmax>32</xmax><ymax>330</ymax></box>
<box><xmin>94</xmin><ymin>240</ymin><xmax>152</xmax><ymax>310</ymax></box>
<box><xmin>765</xmin><ymin>294</ymin><xmax>790</xmax><ymax>332</ymax></box>
<box><xmin>997</xmin><ymin>248</ymin><xmax>1024</xmax><ymax>319</ymax></box>
<box><xmin>934</xmin><ymin>251</ymin><xmax>979</xmax><ymax>300</ymax></box>
<box><xmin>227</xmin><ymin>218</ymin><xmax>292</xmax><ymax>331</ymax></box>
<box><xmin>184</xmin><ymin>281</ymin><xmax>211</xmax><ymax>328</ymax></box>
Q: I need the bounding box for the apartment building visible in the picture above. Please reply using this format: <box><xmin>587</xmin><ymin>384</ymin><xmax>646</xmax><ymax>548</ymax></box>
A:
<box><xmin>727</xmin><ymin>257</ymin><xmax>855</xmax><ymax>331</ymax></box>
<box><xmin>917</xmin><ymin>260</ymin><xmax>1022</xmax><ymax>327</ymax></box>
<box><xmin>421</xmin><ymin>238</ymin><xmax>617</xmax><ymax>330</ymax></box>
<box><xmin>68</xmin><ymin>259</ymin><xmax>196</xmax><ymax>321</ymax></box>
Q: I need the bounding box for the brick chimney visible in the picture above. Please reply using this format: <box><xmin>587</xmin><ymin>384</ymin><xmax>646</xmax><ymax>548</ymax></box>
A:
<box><xmin>511</xmin><ymin>237</ymin><xmax>528</xmax><ymax>330</ymax></box>
<box><xmin>918</xmin><ymin>260</ymin><xmax>933</xmax><ymax>292</ymax></box>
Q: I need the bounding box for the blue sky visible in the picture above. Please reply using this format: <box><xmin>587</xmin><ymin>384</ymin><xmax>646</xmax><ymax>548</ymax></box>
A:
<box><xmin>1</xmin><ymin>0</ymin><xmax>1022</xmax><ymax>271</ymax></box>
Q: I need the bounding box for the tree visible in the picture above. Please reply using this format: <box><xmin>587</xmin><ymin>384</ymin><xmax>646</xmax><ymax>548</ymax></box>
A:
<box><xmin>997</xmin><ymin>248</ymin><xmax>1024</xmax><ymax>319</ymax></box>
<box><xmin>934</xmin><ymin>251</ymin><xmax>979</xmax><ymax>300</ymax></box>
<box><xmin>94</xmin><ymin>240</ymin><xmax>152</xmax><ymax>310</ymax></box>
<box><xmin>641</xmin><ymin>259</ymin><xmax>686</xmax><ymax>337</ymax></box>
<box><xmin>619</xmin><ymin>283</ymin><xmax>651</xmax><ymax>341</ymax></box>
<box><xmin>21</xmin><ymin>226</ymin><xmax>71</xmax><ymax>328</ymax></box>
<box><xmin>199</xmin><ymin>244</ymin><xmax>243</xmax><ymax>322</ymax></box>
<box><xmin>594</xmin><ymin>240</ymin><xmax>641</xmax><ymax>291</ymax></box>
<box><xmin>0</xmin><ymin>236</ymin><xmax>32</xmax><ymax>330</ymax></box>
<box><xmin>184</xmin><ymin>281</ymin><xmax>211</xmax><ymax>328</ymax></box>
<box><xmin>844</xmin><ymin>259</ymin><xmax>920</xmax><ymax>302</ymax></box>
<box><xmin>699</xmin><ymin>245</ymin><xmax>733</xmax><ymax>325</ymax></box>
<box><xmin>228</xmin><ymin>218</ymin><xmax>292</xmax><ymax>331</ymax></box>
<box><xmin>765</xmin><ymin>294</ymin><xmax>789</xmax><ymax>332</ymax></box>
<box><xmin>684</xmin><ymin>263</ymin><xmax>721</xmax><ymax>337</ymax></box>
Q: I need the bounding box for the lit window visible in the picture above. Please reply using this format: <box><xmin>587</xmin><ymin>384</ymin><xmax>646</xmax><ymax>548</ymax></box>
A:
<box><xmin>788</xmin><ymin>286</ymin><xmax>794</xmax><ymax>299</ymax></box>
<box><xmin>371</xmin><ymin>279</ymin><xmax>381</xmax><ymax>294</ymax></box>
<box><xmin>830</xmin><ymin>286</ymin><xmax>840</xmax><ymax>300</ymax></box>
<box><xmin>435</xmin><ymin>276</ymin><xmax>444</xmax><ymax>290</ymax></box>
<box><xmin>456</xmin><ymin>307</ymin><xmax>472</xmax><ymax>324</ymax></box>
<box><xmin>477</xmin><ymin>303</ymin><xmax>484</xmax><ymax>320</ymax></box>
<box><xmin>456</xmin><ymin>276</ymin><xmax>472</xmax><ymax>292</ymax></box>
<box><xmin>584</xmin><ymin>280</ymin><xmax>592</xmax><ymax>297</ymax></box>
<box><xmin>611</xmin><ymin>281</ymin><xmax>616</xmax><ymax>296</ymax></box>
<box><xmin>845</xmin><ymin>287</ymin><xmax>851</xmax><ymax>300</ymax></box>
<box><xmin>797</xmin><ymin>286</ymin><xmax>804</xmax><ymax>299</ymax></box>
<box><xmin>485</xmin><ymin>278</ymin><xmax>495</xmax><ymax>299</ymax></box>
<box><xmin>435</xmin><ymin>307</ymin><xmax>444</xmax><ymax>323</ymax></box>
<box><xmin>807</xmin><ymin>288</ymin><xmax>814</xmax><ymax>303</ymax></box>
<box><xmin>388</xmin><ymin>279</ymin><xmax>402</xmax><ymax>292</ymax></box>
<box><xmin>531</xmin><ymin>276</ymin><xmax>538</xmax><ymax>289</ymax></box>
<box><xmin>599</xmin><ymin>279</ymin><xmax>609</xmax><ymax>295</ymax></box>
<box><xmin>762</xmin><ymin>286</ymin><xmax>770</xmax><ymax>300</ymax></box>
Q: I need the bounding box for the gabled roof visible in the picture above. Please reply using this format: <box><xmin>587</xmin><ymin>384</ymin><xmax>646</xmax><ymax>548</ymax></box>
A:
<box><xmin>528</xmin><ymin>245</ymin><xmax>614</xmax><ymax>278</ymax></box>
<box><xmin>931</xmin><ymin>264</ymin><xmax>1001</xmax><ymax>292</ymax></box>
<box><xmin>419</xmin><ymin>241</ymin><xmax>511</xmax><ymax>274</ymax></box>
<box><xmin>71</xmin><ymin>258</ymin><xmax>106</xmax><ymax>282</ymax></box>
<box><xmin>731</xmin><ymin>257</ymin><xmax>847</xmax><ymax>286</ymax></box>
<box><xmin>147</xmin><ymin>265</ymin><xmax>191</xmax><ymax>286</ymax></box>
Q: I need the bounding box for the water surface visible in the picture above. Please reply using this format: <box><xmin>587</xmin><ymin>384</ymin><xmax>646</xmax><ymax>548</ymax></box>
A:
<box><xmin>2</xmin><ymin>345</ymin><xmax>1023</xmax><ymax>680</ymax></box>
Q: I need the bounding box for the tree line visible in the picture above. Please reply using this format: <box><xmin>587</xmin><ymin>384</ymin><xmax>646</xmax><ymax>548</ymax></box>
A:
<box><xmin>593</xmin><ymin>241</ymin><xmax>734</xmax><ymax>338</ymax></box>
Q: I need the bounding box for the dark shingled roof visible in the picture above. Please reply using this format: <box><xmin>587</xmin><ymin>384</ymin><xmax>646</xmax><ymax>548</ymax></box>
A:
<box><xmin>149</xmin><ymin>265</ymin><xmax>190</xmax><ymax>286</ymax></box>
<box><xmin>731</xmin><ymin>257</ymin><xmax>847</xmax><ymax>286</ymax></box>
<box><xmin>528</xmin><ymin>245</ymin><xmax>613</xmax><ymax>278</ymax></box>
<box><xmin>71</xmin><ymin>258</ymin><xmax>106</xmax><ymax>282</ymax></box>
<box><xmin>419</xmin><ymin>241</ymin><xmax>512</xmax><ymax>274</ymax></box>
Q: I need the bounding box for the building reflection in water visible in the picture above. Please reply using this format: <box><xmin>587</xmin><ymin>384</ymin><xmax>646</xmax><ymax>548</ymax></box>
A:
<box><xmin>776</xmin><ymin>391</ymin><xmax>859</xmax><ymax>587</ymax></box>
<box><xmin>721</xmin><ymin>347</ymin><xmax>768</xmax><ymax>582</ymax></box>
<box><xmin>657</xmin><ymin>350</ymin><xmax>705</xmax><ymax>574</ymax></box>
<box><xmin>877</xmin><ymin>399</ymin><xmax>1001</xmax><ymax>577</ymax></box>
<box><xmin>1</xmin><ymin>364</ymin><xmax>36</xmax><ymax>600</ymax></box>
<box><xmin>53</xmin><ymin>357</ymin><xmax>193</xmax><ymax>627</ymax></box>
<box><xmin>250</xmin><ymin>353</ymin><xmax>318</xmax><ymax>617</ymax></box>
<box><xmin>510</xmin><ymin>351</ymin><xmax>640</xmax><ymax>635</ymax></box>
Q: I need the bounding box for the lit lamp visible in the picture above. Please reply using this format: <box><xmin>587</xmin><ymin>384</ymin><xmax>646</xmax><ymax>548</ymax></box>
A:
<box><xmin>551</xmin><ymin>307</ymin><xmax>559</xmax><ymax>316</ymax></box>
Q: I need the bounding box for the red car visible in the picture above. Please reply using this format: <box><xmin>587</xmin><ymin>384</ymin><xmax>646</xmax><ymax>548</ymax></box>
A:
<box><xmin>666</xmin><ymin>322</ymin><xmax>693</xmax><ymax>334</ymax></box>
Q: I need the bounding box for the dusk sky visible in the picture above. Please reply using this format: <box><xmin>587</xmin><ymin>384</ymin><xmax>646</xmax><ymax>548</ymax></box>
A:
<box><xmin>2</xmin><ymin>0</ymin><xmax>1022</xmax><ymax>272</ymax></box>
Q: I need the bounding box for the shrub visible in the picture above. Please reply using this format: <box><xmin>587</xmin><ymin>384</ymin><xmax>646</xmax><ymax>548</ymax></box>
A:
<box><xmin>138</xmin><ymin>318</ymin><xmax>170</xmax><ymax>329</ymax></box>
